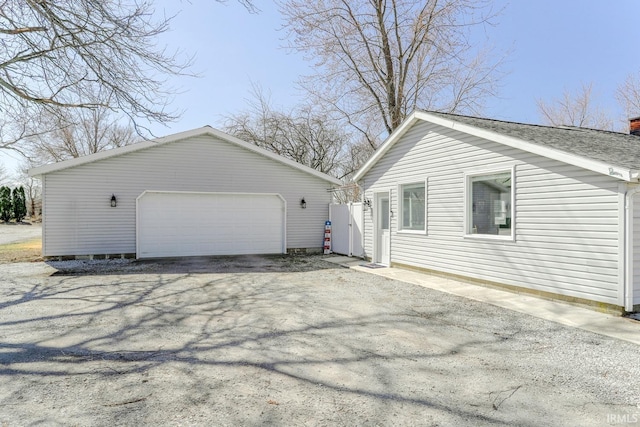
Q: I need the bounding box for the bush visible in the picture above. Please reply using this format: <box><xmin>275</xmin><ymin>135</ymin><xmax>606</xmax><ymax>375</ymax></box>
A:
<box><xmin>12</xmin><ymin>187</ymin><xmax>27</xmax><ymax>222</ymax></box>
<box><xmin>0</xmin><ymin>186</ymin><xmax>12</xmax><ymax>222</ymax></box>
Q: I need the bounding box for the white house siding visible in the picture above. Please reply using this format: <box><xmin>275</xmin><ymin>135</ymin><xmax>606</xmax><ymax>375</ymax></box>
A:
<box><xmin>361</xmin><ymin>121</ymin><xmax>621</xmax><ymax>305</ymax></box>
<box><xmin>633</xmin><ymin>195</ymin><xmax>640</xmax><ymax>306</ymax></box>
<box><xmin>42</xmin><ymin>135</ymin><xmax>332</xmax><ymax>256</ymax></box>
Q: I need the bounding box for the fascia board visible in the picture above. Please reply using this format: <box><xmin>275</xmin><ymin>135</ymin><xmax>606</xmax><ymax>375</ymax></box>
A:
<box><xmin>28</xmin><ymin>140</ymin><xmax>155</xmax><ymax>176</ymax></box>
<box><xmin>29</xmin><ymin>126</ymin><xmax>343</xmax><ymax>185</ymax></box>
<box><xmin>354</xmin><ymin>110</ymin><xmax>635</xmax><ymax>183</ymax></box>
<box><xmin>352</xmin><ymin>113</ymin><xmax>420</xmax><ymax>182</ymax></box>
<box><xmin>27</xmin><ymin>127</ymin><xmax>211</xmax><ymax>177</ymax></box>
<box><xmin>417</xmin><ymin>111</ymin><xmax>636</xmax><ymax>182</ymax></box>
<box><xmin>206</xmin><ymin>128</ymin><xmax>343</xmax><ymax>185</ymax></box>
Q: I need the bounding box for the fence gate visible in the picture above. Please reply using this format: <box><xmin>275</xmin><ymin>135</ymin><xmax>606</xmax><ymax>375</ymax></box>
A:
<box><xmin>329</xmin><ymin>203</ymin><xmax>363</xmax><ymax>257</ymax></box>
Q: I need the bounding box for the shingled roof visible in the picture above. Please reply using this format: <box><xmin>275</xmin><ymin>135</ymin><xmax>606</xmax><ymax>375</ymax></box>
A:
<box><xmin>426</xmin><ymin>111</ymin><xmax>640</xmax><ymax>171</ymax></box>
<box><xmin>354</xmin><ymin>110</ymin><xmax>640</xmax><ymax>182</ymax></box>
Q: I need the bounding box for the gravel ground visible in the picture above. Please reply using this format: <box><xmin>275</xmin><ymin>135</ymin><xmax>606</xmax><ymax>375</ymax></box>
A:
<box><xmin>1</xmin><ymin>255</ymin><xmax>639</xmax><ymax>426</ymax></box>
<box><xmin>0</xmin><ymin>222</ymin><xmax>41</xmax><ymax>245</ymax></box>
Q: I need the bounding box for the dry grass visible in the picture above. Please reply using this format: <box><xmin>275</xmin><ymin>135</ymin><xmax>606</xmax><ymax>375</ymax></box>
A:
<box><xmin>0</xmin><ymin>238</ymin><xmax>43</xmax><ymax>263</ymax></box>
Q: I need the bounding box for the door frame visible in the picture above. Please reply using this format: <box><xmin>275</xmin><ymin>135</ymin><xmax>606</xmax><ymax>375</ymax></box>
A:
<box><xmin>373</xmin><ymin>190</ymin><xmax>391</xmax><ymax>265</ymax></box>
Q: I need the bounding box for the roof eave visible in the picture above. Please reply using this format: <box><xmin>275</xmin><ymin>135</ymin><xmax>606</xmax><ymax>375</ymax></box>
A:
<box><xmin>28</xmin><ymin>126</ymin><xmax>342</xmax><ymax>186</ymax></box>
<box><xmin>353</xmin><ymin>110</ymin><xmax>637</xmax><ymax>183</ymax></box>
<box><xmin>28</xmin><ymin>126</ymin><xmax>213</xmax><ymax>177</ymax></box>
<box><xmin>353</xmin><ymin>112</ymin><xmax>421</xmax><ymax>182</ymax></box>
<box><xmin>204</xmin><ymin>127</ymin><xmax>342</xmax><ymax>186</ymax></box>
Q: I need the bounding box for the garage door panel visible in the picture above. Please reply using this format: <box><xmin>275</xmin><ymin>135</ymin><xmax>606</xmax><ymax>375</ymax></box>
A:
<box><xmin>137</xmin><ymin>192</ymin><xmax>285</xmax><ymax>258</ymax></box>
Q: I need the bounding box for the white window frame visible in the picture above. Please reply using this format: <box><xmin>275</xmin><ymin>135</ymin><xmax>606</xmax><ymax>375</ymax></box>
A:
<box><xmin>397</xmin><ymin>179</ymin><xmax>427</xmax><ymax>234</ymax></box>
<box><xmin>464</xmin><ymin>166</ymin><xmax>515</xmax><ymax>241</ymax></box>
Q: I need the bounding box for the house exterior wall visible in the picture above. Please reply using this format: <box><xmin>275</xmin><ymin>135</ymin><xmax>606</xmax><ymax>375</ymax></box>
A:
<box><xmin>360</xmin><ymin>121</ymin><xmax>622</xmax><ymax>305</ymax></box>
<box><xmin>633</xmin><ymin>194</ymin><xmax>640</xmax><ymax>306</ymax></box>
<box><xmin>41</xmin><ymin>135</ymin><xmax>333</xmax><ymax>256</ymax></box>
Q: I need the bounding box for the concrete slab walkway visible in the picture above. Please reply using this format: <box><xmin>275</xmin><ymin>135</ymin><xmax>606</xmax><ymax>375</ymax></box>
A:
<box><xmin>324</xmin><ymin>256</ymin><xmax>640</xmax><ymax>346</ymax></box>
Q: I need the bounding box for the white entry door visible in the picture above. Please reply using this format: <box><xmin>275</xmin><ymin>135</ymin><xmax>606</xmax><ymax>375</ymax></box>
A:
<box><xmin>137</xmin><ymin>191</ymin><xmax>285</xmax><ymax>258</ymax></box>
<box><xmin>375</xmin><ymin>192</ymin><xmax>391</xmax><ymax>265</ymax></box>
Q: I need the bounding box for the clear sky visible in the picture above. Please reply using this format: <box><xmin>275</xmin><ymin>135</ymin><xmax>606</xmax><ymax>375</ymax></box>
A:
<box><xmin>2</xmin><ymin>0</ymin><xmax>640</xmax><ymax>175</ymax></box>
<box><xmin>145</xmin><ymin>0</ymin><xmax>640</xmax><ymax>135</ymax></box>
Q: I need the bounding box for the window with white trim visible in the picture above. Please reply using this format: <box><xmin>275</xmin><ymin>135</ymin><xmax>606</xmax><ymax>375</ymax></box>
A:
<box><xmin>399</xmin><ymin>182</ymin><xmax>426</xmax><ymax>231</ymax></box>
<box><xmin>467</xmin><ymin>170</ymin><xmax>512</xmax><ymax>237</ymax></box>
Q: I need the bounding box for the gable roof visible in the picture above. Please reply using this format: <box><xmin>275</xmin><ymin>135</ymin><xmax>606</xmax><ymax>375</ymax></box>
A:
<box><xmin>29</xmin><ymin>126</ymin><xmax>343</xmax><ymax>185</ymax></box>
<box><xmin>354</xmin><ymin>110</ymin><xmax>640</xmax><ymax>182</ymax></box>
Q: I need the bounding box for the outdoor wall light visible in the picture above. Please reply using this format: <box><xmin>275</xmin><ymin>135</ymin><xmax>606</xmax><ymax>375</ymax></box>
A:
<box><xmin>300</xmin><ymin>197</ymin><xmax>307</xmax><ymax>209</ymax></box>
<box><xmin>110</xmin><ymin>194</ymin><xmax>117</xmax><ymax>208</ymax></box>
<box><xmin>363</xmin><ymin>198</ymin><xmax>371</xmax><ymax>209</ymax></box>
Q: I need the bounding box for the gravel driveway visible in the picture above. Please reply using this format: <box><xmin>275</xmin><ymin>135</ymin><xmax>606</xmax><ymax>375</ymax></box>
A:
<box><xmin>1</xmin><ymin>255</ymin><xmax>639</xmax><ymax>426</ymax></box>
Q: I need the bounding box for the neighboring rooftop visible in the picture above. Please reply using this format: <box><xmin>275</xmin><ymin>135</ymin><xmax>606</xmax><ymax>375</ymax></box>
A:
<box><xmin>425</xmin><ymin>110</ymin><xmax>640</xmax><ymax>171</ymax></box>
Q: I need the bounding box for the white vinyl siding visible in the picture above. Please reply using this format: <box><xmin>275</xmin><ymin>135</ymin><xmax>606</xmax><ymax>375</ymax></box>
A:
<box><xmin>42</xmin><ymin>135</ymin><xmax>332</xmax><ymax>256</ymax></box>
<box><xmin>633</xmin><ymin>195</ymin><xmax>640</xmax><ymax>306</ymax></box>
<box><xmin>361</xmin><ymin>121</ymin><xmax>621</xmax><ymax>305</ymax></box>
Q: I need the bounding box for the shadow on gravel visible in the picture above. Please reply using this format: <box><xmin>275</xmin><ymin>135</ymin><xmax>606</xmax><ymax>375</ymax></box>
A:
<box><xmin>0</xmin><ymin>265</ymin><xmax>519</xmax><ymax>426</ymax></box>
<box><xmin>47</xmin><ymin>254</ymin><xmax>341</xmax><ymax>276</ymax></box>
<box><xmin>2</xmin><ymin>253</ymin><xmax>633</xmax><ymax>425</ymax></box>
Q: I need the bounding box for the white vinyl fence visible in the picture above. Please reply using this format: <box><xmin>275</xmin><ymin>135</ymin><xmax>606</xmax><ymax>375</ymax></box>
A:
<box><xmin>329</xmin><ymin>203</ymin><xmax>364</xmax><ymax>257</ymax></box>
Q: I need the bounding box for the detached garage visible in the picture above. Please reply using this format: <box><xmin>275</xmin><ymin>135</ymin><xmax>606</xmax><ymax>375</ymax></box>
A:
<box><xmin>29</xmin><ymin>126</ymin><xmax>341</xmax><ymax>259</ymax></box>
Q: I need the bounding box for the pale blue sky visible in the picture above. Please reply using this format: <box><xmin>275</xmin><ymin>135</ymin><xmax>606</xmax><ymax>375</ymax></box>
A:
<box><xmin>148</xmin><ymin>0</ymin><xmax>640</xmax><ymax>135</ymax></box>
<box><xmin>3</xmin><ymin>0</ymin><xmax>640</xmax><ymax>174</ymax></box>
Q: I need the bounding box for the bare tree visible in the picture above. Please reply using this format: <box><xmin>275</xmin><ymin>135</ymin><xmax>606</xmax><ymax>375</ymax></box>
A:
<box><xmin>16</xmin><ymin>160</ymin><xmax>41</xmax><ymax>219</ymax></box>
<box><xmin>224</xmin><ymin>87</ymin><xmax>352</xmax><ymax>179</ymax></box>
<box><xmin>537</xmin><ymin>82</ymin><xmax>614</xmax><ymax>130</ymax></box>
<box><xmin>617</xmin><ymin>71</ymin><xmax>640</xmax><ymax>121</ymax></box>
<box><xmin>221</xmin><ymin>0</ymin><xmax>259</xmax><ymax>13</ymax></box>
<box><xmin>279</xmin><ymin>0</ymin><xmax>505</xmax><ymax>148</ymax></box>
<box><xmin>0</xmin><ymin>1</ymin><xmax>195</xmax><ymax>143</ymax></box>
<box><xmin>26</xmin><ymin>108</ymin><xmax>138</xmax><ymax>164</ymax></box>
<box><xmin>0</xmin><ymin>163</ymin><xmax>9</xmax><ymax>185</ymax></box>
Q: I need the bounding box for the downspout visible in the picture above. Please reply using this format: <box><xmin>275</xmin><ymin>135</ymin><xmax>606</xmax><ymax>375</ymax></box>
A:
<box><xmin>624</xmin><ymin>185</ymin><xmax>640</xmax><ymax>312</ymax></box>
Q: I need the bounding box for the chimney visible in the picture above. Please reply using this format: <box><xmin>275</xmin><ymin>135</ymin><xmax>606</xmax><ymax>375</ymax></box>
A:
<box><xmin>631</xmin><ymin>117</ymin><xmax>640</xmax><ymax>136</ymax></box>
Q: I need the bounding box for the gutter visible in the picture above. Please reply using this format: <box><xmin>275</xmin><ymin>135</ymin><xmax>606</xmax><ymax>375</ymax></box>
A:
<box><xmin>624</xmin><ymin>185</ymin><xmax>640</xmax><ymax>311</ymax></box>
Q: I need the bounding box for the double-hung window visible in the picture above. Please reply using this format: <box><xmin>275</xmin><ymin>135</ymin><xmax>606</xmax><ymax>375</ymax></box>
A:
<box><xmin>466</xmin><ymin>169</ymin><xmax>513</xmax><ymax>239</ymax></box>
<box><xmin>399</xmin><ymin>181</ymin><xmax>426</xmax><ymax>232</ymax></box>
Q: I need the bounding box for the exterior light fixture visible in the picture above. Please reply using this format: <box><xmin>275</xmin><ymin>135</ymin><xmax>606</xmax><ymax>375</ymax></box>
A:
<box><xmin>110</xmin><ymin>194</ymin><xmax>117</xmax><ymax>207</ymax></box>
<box><xmin>363</xmin><ymin>198</ymin><xmax>371</xmax><ymax>209</ymax></box>
<box><xmin>300</xmin><ymin>197</ymin><xmax>307</xmax><ymax>209</ymax></box>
